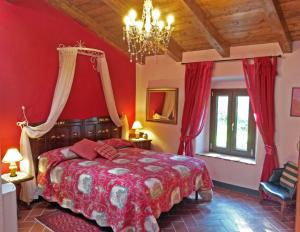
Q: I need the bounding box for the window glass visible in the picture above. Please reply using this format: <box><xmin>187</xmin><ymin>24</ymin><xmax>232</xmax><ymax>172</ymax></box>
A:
<box><xmin>235</xmin><ymin>96</ymin><xmax>250</xmax><ymax>151</ymax></box>
<box><xmin>216</xmin><ymin>96</ymin><xmax>228</xmax><ymax>148</ymax></box>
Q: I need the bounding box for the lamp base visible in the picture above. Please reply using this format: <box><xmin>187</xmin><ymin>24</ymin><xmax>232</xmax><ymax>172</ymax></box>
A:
<box><xmin>9</xmin><ymin>170</ymin><xmax>17</xmax><ymax>177</ymax></box>
<box><xmin>9</xmin><ymin>162</ymin><xmax>18</xmax><ymax>177</ymax></box>
<box><xmin>135</xmin><ymin>129</ymin><xmax>140</xmax><ymax>139</ymax></box>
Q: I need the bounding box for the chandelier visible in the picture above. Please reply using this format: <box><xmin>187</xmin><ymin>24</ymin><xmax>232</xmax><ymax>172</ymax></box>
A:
<box><xmin>123</xmin><ymin>0</ymin><xmax>174</xmax><ymax>63</ymax></box>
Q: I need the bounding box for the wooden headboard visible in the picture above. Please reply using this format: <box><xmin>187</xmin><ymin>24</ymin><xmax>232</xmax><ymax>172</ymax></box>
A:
<box><xmin>30</xmin><ymin>116</ymin><xmax>121</xmax><ymax>175</ymax></box>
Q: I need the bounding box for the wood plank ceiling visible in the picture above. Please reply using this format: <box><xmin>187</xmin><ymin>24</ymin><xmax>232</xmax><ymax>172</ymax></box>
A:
<box><xmin>47</xmin><ymin>0</ymin><xmax>300</xmax><ymax>62</ymax></box>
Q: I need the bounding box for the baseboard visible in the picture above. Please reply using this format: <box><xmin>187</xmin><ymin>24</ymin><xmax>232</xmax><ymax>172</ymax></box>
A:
<box><xmin>213</xmin><ymin>180</ymin><xmax>259</xmax><ymax>197</ymax></box>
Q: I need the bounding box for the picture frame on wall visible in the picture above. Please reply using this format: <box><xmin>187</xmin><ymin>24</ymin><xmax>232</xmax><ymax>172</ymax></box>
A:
<box><xmin>290</xmin><ymin>87</ymin><xmax>300</xmax><ymax>117</ymax></box>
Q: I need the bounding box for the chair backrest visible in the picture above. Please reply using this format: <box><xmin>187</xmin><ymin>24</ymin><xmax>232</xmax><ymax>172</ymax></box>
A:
<box><xmin>280</xmin><ymin>161</ymin><xmax>298</xmax><ymax>198</ymax></box>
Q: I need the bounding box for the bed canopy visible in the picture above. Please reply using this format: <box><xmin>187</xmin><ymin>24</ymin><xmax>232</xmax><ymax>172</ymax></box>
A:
<box><xmin>18</xmin><ymin>44</ymin><xmax>129</xmax><ymax>203</ymax></box>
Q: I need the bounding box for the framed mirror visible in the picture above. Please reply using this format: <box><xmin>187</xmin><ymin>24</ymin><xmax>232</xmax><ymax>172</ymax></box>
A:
<box><xmin>146</xmin><ymin>88</ymin><xmax>178</xmax><ymax>124</ymax></box>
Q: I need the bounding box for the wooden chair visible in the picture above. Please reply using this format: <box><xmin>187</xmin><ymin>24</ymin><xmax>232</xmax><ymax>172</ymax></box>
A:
<box><xmin>259</xmin><ymin>164</ymin><xmax>297</xmax><ymax>217</ymax></box>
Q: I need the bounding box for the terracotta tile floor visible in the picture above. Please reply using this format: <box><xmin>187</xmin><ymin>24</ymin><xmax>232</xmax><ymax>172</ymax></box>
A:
<box><xmin>18</xmin><ymin>187</ymin><xmax>295</xmax><ymax>232</ymax></box>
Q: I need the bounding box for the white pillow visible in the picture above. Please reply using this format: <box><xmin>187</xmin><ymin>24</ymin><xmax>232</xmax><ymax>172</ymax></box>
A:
<box><xmin>60</xmin><ymin>147</ymin><xmax>78</xmax><ymax>159</ymax></box>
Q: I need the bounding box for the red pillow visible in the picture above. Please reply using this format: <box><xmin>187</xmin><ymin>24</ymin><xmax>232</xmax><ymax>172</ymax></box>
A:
<box><xmin>94</xmin><ymin>142</ymin><xmax>119</xmax><ymax>160</ymax></box>
<box><xmin>70</xmin><ymin>139</ymin><xmax>100</xmax><ymax>160</ymax></box>
<box><xmin>101</xmin><ymin>138</ymin><xmax>134</xmax><ymax>149</ymax></box>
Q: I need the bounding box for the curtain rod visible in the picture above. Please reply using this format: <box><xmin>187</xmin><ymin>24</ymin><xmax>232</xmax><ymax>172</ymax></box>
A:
<box><xmin>57</xmin><ymin>46</ymin><xmax>104</xmax><ymax>57</ymax></box>
<box><xmin>181</xmin><ymin>54</ymin><xmax>282</xmax><ymax>64</ymax></box>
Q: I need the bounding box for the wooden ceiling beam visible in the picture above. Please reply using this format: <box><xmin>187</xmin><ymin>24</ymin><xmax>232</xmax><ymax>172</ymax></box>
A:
<box><xmin>166</xmin><ymin>38</ymin><xmax>183</xmax><ymax>62</ymax></box>
<box><xmin>261</xmin><ymin>0</ymin><xmax>292</xmax><ymax>53</ymax></box>
<box><xmin>100</xmin><ymin>1</ymin><xmax>128</xmax><ymax>15</ymax></box>
<box><xmin>181</xmin><ymin>0</ymin><xmax>230</xmax><ymax>57</ymax></box>
<box><xmin>102</xmin><ymin>0</ymin><xmax>184</xmax><ymax>62</ymax></box>
<box><xmin>47</xmin><ymin>0</ymin><xmax>126</xmax><ymax>54</ymax></box>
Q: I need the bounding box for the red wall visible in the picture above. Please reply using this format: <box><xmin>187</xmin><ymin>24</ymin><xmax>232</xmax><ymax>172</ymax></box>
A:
<box><xmin>0</xmin><ymin>1</ymin><xmax>136</xmax><ymax>172</ymax></box>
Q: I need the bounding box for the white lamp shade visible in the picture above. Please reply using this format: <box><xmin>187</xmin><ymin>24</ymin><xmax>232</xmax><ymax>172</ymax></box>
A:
<box><xmin>2</xmin><ymin>148</ymin><xmax>23</xmax><ymax>163</ymax></box>
<box><xmin>132</xmin><ymin>121</ymin><xmax>143</xmax><ymax>130</ymax></box>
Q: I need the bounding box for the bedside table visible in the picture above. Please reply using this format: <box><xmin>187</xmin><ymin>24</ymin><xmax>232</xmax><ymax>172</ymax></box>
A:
<box><xmin>1</xmin><ymin>171</ymin><xmax>34</xmax><ymax>210</ymax></box>
<box><xmin>130</xmin><ymin>138</ymin><xmax>152</xmax><ymax>150</ymax></box>
<box><xmin>1</xmin><ymin>171</ymin><xmax>34</xmax><ymax>185</ymax></box>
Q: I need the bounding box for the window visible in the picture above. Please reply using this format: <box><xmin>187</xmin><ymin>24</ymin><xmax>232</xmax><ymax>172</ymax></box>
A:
<box><xmin>209</xmin><ymin>89</ymin><xmax>256</xmax><ymax>159</ymax></box>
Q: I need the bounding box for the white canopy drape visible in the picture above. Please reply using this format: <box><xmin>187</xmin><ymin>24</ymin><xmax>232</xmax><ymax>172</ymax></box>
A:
<box><xmin>96</xmin><ymin>56</ymin><xmax>122</xmax><ymax>127</ymax></box>
<box><xmin>19</xmin><ymin>46</ymin><xmax>128</xmax><ymax>203</ymax></box>
<box><xmin>162</xmin><ymin>91</ymin><xmax>176</xmax><ymax>119</ymax></box>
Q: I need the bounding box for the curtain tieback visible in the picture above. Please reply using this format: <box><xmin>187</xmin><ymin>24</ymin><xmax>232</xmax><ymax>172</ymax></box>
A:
<box><xmin>265</xmin><ymin>145</ymin><xmax>276</xmax><ymax>155</ymax></box>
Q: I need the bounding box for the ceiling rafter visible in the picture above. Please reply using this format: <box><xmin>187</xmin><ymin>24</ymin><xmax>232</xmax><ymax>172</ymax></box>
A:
<box><xmin>166</xmin><ymin>38</ymin><xmax>184</xmax><ymax>62</ymax></box>
<box><xmin>47</xmin><ymin>0</ymin><xmax>126</xmax><ymax>54</ymax></box>
<box><xmin>261</xmin><ymin>0</ymin><xmax>293</xmax><ymax>53</ymax></box>
<box><xmin>181</xmin><ymin>0</ymin><xmax>230</xmax><ymax>57</ymax></box>
<box><xmin>101</xmin><ymin>0</ymin><xmax>184</xmax><ymax>62</ymax></box>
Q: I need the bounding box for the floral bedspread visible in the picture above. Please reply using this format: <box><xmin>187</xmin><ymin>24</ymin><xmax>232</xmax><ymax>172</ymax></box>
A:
<box><xmin>37</xmin><ymin>147</ymin><xmax>213</xmax><ymax>232</ymax></box>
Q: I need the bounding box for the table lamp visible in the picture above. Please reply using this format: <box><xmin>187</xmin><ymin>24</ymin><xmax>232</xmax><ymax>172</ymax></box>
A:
<box><xmin>132</xmin><ymin>121</ymin><xmax>143</xmax><ymax>139</ymax></box>
<box><xmin>2</xmin><ymin>148</ymin><xmax>23</xmax><ymax>177</ymax></box>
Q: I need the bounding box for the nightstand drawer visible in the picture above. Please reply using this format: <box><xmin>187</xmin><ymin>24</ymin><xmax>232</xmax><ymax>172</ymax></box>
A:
<box><xmin>130</xmin><ymin>139</ymin><xmax>152</xmax><ymax>150</ymax></box>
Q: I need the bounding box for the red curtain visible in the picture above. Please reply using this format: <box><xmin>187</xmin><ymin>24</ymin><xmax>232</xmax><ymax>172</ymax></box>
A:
<box><xmin>243</xmin><ymin>57</ymin><xmax>279</xmax><ymax>181</ymax></box>
<box><xmin>178</xmin><ymin>61</ymin><xmax>214</xmax><ymax>156</ymax></box>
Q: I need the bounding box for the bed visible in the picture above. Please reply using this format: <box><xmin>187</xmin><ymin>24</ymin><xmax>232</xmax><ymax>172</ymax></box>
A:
<box><xmin>30</xmin><ymin>116</ymin><xmax>213</xmax><ymax>232</ymax></box>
